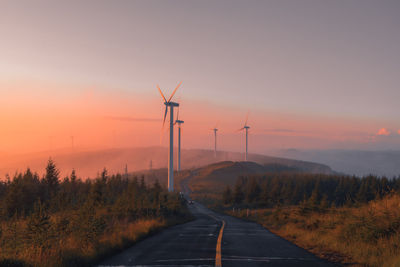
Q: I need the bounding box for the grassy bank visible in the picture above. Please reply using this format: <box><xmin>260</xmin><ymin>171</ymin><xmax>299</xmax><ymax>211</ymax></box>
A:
<box><xmin>226</xmin><ymin>194</ymin><xmax>400</xmax><ymax>267</ymax></box>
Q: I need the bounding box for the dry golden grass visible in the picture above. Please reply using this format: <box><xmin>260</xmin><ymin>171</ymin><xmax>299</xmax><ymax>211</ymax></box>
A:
<box><xmin>230</xmin><ymin>195</ymin><xmax>400</xmax><ymax>267</ymax></box>
<box><xmin>0</xmin><ymin>216</ymin><xmax>170</xmax><ymax>267</ymax></box>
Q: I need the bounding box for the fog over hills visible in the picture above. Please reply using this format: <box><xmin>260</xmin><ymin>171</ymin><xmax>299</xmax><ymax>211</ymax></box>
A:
<box><xmin>0</xmin><ymin>146</ymin><xmax>332</xmax><ymax>179</ymax></box>
<box><xmin>273</xmin><ymin>149</ymin><xmax>400</xmax><ymax>177</ymax></box>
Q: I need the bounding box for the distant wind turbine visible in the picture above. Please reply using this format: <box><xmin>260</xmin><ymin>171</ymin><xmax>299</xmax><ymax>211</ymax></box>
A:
<box><xmin>175</xmin><ymin>106</ymin><xmax>184</xmax><ymax>172</ymax></box>
<box><xmin>157</xmin><ymin>82</ymin><xmax>182</xmax><ymax>192</ymax></box>
<box><xmin>238</xmin><ymin>113</ymin><xmax>250</xmax><ymax>161</ymax></box>
<box><xmin>211</xmin><ymin>123</ymin><xmax>218</xmax><ymax>158</ymax></box>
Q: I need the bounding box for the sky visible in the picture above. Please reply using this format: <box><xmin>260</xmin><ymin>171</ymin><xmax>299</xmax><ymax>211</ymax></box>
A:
<box><xmin>0</xmin><ymin>0</ymin><xmax>400</xmax><ymax>155</ymax></box>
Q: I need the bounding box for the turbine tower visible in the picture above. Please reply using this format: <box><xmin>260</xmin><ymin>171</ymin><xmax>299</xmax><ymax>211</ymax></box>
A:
<box><xmin>157</xmin><ymin>82</ymin><xmax>182</xmax><ymax>192</ymax></box>
<box><xmin>175</xmin><ymin>106</ymin><xmax>184</xmax><ymax>172</ymax></box>
<box><xmin>211</xmin><ymin>125</ymin><xmax>218</xmax><ymax>158</ymax></box>
<box><xmin>238</xmin><ymin>113</ymin><xmax>250</xmax><ymax>161</ymax></box>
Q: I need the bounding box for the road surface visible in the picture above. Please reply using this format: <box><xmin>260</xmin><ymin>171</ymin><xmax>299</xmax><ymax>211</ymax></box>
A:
<box><xmin>99</xmin><ymin>173</ymin><xmax>337</xmax><ymax>267</ymax></box>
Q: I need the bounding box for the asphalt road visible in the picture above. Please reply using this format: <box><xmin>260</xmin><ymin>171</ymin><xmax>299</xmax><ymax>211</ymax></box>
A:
<box><xmin>99</xmin><ymin>173</ymin><xmax>337</xmax><ymax>267</ymax></box>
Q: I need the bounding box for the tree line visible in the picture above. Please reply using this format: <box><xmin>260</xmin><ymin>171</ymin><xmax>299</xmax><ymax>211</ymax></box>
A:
<box><xmin>222</xmin><ymin>173</ymin><xmax>400</xmax><ymax>209</ymax></box>
<box><xmin>0</xmin><ymin>159</ymin><xmax>188</xmax><ymax>266</ymax></box>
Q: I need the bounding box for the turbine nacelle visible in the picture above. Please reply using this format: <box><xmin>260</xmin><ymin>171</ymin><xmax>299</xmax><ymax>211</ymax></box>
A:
<box><xmin>165</xmin><ymin>101</ymin><xmax>179</xmax><ymax>107</ymax></box>
<box><xmin>238</xmin><ymin>112</ymin><xmax>250</xmax><ymax>131</ymax></box>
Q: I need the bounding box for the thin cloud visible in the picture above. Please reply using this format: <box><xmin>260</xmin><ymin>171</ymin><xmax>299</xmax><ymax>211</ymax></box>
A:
<box><xmin>104</xmin><ymin>116</ymin><xmax>159</xmax><ymax>122</ymax></box>
<box><xmin>377</xmin><ymin>128</ymin><xmax>391</xmax><ymax>136</ymax></box>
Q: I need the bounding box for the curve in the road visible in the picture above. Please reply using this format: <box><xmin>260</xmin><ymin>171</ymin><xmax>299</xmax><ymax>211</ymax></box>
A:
<box><xmin>98</xmin><ymin>171</ymin><xmax>338</xmax><ymax>267</ymax></box>
<box><xmin>215</xmin><ymin>219</ymin><xmax>225</xmax><ymax>267</ymax></box>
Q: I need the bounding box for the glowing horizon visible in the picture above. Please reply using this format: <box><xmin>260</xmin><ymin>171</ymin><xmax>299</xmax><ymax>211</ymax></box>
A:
<box><xmin>0</xmin><ymin>78</ymin><xmax>397</xmax><ymax>155</ymax></box>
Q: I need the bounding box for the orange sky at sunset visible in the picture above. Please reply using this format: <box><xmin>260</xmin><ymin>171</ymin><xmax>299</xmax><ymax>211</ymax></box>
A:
<box><xmin>1</xmin><ymin>78</ymin><xmax>396</xmax><ymax>156</ymax></box>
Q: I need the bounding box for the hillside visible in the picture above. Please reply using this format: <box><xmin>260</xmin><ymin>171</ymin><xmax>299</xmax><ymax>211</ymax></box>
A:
<box><xmin>187</xmin><ymin>161</ymin><xmax>323</xmax><ymax>199</ymax></box>
<box><xmin>0</xmin><ymin>146</ymin><xmax>332</xmax><ymax>179</ymax></box>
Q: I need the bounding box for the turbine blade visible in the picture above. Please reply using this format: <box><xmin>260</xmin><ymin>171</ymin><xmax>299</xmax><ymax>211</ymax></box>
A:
<box><xmin>160</xmin><ymin>119</ymin><xmax>170</xmax><ymax>144</ymax></box>
<box><xmin>157</xmin><ymin>85</ymin><xmax>167</xmax><ymax>102</ymax></box>
<box><xmin>167</xmin><ymin>81</ymin><xmax>182</xmax><ymax>102</ymax></box>
<box><xmin>162</xmin><ymin>106</ymin><xmax>168</xmax><ymax>129</ymax></box>
<box><xmin>237</xmin><ymin>127</ymin><xmax>245</xmax><ymax>132</ymax></box>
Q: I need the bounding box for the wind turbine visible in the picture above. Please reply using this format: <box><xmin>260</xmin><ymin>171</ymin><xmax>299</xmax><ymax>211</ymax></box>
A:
<box><xmin>211</xmin><ymin>123</ymin><xmax>218</xmax><ymax>158</ymax></box>
<box><xmin>238</xmin><ymin>113</ymin><xmax>250</xmax><ymax>161</ymax></box>
<box><xmin>175</xmin><ymin>106</ymin><xmax>184</xmax><ymax>172</ymax></box>
<box><xmin>157</xmin><ymin>82</ymin><xmax>182</xmax><ymax>192</ymax></box>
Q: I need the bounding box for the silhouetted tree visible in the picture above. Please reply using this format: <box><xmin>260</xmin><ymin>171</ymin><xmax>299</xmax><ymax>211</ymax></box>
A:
<box><xmin>233</xmin><ymin>179</ymin><xmax>244</xmax><ymax>204</ymax></box>
<box><xmin>223</xmin><ymin>172</ymin><xmax>400</xmax><ymax>209</ymax></box>
<box><xmin>222</xmin><ymin>186</ymin><xmax>232</xmax><ymax>204</ymax></box>
<box><xmin>246</xmin><ymin>177</ymin><xmax>261</xmax><ymax>203</ymax></box>
<box><xmin>88</xmin><ymin>179</ymin><xmax>103</xmax><ymax>207</ymax></box>
<box><xmin>308</xmin><ymin>179</ymin><xmax>321</xmax><ymax>209</ymax></box>
<box><xmin>152</xmin><ymin>179</ymin><xmax>162</xmax><ymax>204</ymax></box>
<box><xmin>42</xmin><ymin>159</ymin><xmax>60</xmax><ymax>202</ymax></box>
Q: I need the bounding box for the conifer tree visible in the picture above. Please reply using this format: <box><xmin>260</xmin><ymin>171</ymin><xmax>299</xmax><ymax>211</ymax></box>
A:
<box><xmin>246</xmin><ymin>177</ymin><xmax>261</xmax><ymax>203</ymax></box>
<box><xmin>222</xmin><ymin>185</ymin><xmax>232</xmax><ymax>205</ymax></box>
<box><xmin>42</xmin><ymin>158</ymin><xmax>60</xmax><ymax>202</ymax></box>
<box><xmin>152</xmin><ymin>179</ymin><xmax>162</xmax><ymax>204</ymax></box>
<box><xmin>233</xmin><ymin>180</ymin><xmax>244</xmax><ymax>204</ymax></box>
<box><xmin>70</xmin><ymin>169</ymin><xmax>77</xmax><ymax>183</ymax></box>
<box><xmin>308</xmin><ymin>179</ymin><xmax>321</xmax><ymax>210</ymax></box>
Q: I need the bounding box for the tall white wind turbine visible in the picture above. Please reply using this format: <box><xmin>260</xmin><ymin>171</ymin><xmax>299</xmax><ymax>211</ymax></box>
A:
<box><xmin>175</xmin><ymin>106</ymin><xmax>184</xmax><ymax>172</ymax></box>
<box><xmin>157</xmin><ymin>82</ymin><xmax>182</xmax><ymax>192</ymax></box>
<box><xmin>238</xmin><ymin>113</ymin><xmax>250</xmax><ymax>161</ymax></box>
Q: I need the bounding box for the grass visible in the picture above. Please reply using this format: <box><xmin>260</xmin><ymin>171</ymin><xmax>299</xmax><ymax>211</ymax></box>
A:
<box><xmin>226</xmin><ymin>194</ymin><xmax>400</xmax><ymax>267</ymax></box>
<box><xmin>0</xmin><ymin>209</ymin><xmax>193</xmax><ymax>267</ymax></box>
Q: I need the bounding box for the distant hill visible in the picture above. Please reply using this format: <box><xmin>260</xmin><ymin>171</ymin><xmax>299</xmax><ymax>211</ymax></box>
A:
<box><xmin>189</xmin><ymin>161</ymin><xmax>295</xmax><ymax>192</ymax></box>
<box><xmin>0</xmin><ymin>146</ymin><xmax>333</xmax><ymax>180</ymax></box>
<box><xmin>273</xmin><ymin>149</ymin><xmax>400</xmax><ymax>177</ymax></box>
<box><xmin>187</xmin><ymin>161</ymin><xmax>319</xmax><ymax>198</ymax></box>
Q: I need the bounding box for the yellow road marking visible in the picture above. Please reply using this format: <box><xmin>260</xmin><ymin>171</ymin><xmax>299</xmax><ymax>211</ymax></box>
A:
<box><xmin>215</xmin><ymin>219</ymin><xmax>225</xmax><ymax>267</ymax></box>
<box><xmin>206</xmin><ymin>213</ymin><xmax>226</xmax><ymax>267</ymax></box>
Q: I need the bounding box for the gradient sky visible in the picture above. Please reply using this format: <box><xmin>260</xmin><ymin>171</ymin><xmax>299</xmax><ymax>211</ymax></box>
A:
<box><xmin>1</xmin><ymin>0</ymin><xmax>400</xmax><ymax>154</ymax></box>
